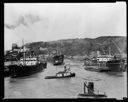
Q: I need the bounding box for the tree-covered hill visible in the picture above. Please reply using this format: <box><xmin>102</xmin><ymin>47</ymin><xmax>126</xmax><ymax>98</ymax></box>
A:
<box><xmin>25</xmin><ymin>36</ymin><xmax>127</xmax><ymax>57</ymax></box>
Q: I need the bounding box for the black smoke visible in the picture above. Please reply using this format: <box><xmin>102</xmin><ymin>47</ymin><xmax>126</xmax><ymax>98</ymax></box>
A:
<box><xmin>5</xmin><ymin>13</ymin><xmax>41</xmax><ymax>30</ymax></box>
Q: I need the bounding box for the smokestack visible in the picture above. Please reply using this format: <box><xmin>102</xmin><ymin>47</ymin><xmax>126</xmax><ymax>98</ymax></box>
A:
<box><xmin>97</xmin><ymin>51</ymin><xmax>100</xmax><ymax>57</ymax></box>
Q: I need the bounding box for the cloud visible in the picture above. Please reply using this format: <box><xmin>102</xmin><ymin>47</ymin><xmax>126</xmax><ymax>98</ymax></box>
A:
<box><xmin>4</xmin><ymin>13</ymin><xmax>41</xmax><ymax>30</ymax></box>
<box><xmin>25</xmin><ymin>13</ymin><xmax>41</xmax><ymax>24</ymax></box>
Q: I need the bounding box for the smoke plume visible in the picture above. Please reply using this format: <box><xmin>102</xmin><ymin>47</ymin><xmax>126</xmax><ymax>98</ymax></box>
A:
<box><xmin>5</xmin><ymin>13</ymin><xmax>41</xmax><ymax>30</ymax></box>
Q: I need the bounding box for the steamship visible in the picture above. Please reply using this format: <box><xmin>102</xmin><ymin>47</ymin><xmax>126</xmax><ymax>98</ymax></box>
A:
<box><xmin>6</xmin><ymin>41</ymin><xmax>47</xmax><ymax>78</ymax></box>
<box><xmin>84</xmin><ymin>40</ymin><xmax>126</xmax><ymax>72</ymax></box>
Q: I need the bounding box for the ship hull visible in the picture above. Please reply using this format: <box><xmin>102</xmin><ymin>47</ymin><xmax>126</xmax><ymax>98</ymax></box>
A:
<box><xmin>4</xmin><ymin>67</ymin><xmax>10</xmax><ymax>77</ymax></box>
<box><xmin>84</xmin><ymin>59</ymin><xmax>126</xmax><ymax>72</ymax></box>
<box><xmin>53</xmin><ymin>62</ymin><xmax>64</xmax><ymax>65</ymax></box>
<box><xmin>106</xmin><ymin>60</ymin><xmax>125</xmax><ymax>72</ymax></box>
<box><xmin>84</xmin><ymin>66</ymin><xmax>111</xmax><ymax>72</ymax></box>
<box><xmin>9</xmin><ymin>62</ymin><xmax>47</xmax><ymax>78</ymax></box>
<box><xmin>78</xmin><ymin>93</ymin><xmax>107</xmax><ymax>98</ymax></box>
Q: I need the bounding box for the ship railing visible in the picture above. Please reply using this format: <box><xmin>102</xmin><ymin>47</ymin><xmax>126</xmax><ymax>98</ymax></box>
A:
<box><xmin>93</xmin><ymin>88</ymin><xmax>106</xmax><ymax>95</ymax></box>
<box><xmin>20</xmin><ymin>58</ymin><xmax>38</xmax><ymax>65</ymax></box>
<box><xmin>93</xmin><ymin>86</ymin><xmax>106</xmax><ymax>95</ymax></box>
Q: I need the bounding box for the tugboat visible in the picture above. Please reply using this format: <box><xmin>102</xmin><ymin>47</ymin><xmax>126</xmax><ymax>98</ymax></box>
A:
<box><xmin>78</xmin><ymin>82</ymin><xmax>107</xmax><ymax>98</ymax></box>
<box><xmin>45</xmin><ymin>64</ymin><xmax>75</xmax><ymax>79</ymax></box>
<box><xmin>8</xmin><ymin>41</ymin><xmax>47</xmax><ymax>78</ymax></box>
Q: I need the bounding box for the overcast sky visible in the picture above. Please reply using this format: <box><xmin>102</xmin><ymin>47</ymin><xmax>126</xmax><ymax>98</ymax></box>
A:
<box><xmin>4</xmin><ymin>2</ymin><xmax>126</xmax><ymax>50</ymax></box>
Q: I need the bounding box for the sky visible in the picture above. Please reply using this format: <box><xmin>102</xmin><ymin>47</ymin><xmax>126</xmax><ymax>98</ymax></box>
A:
<box><xmin>4</xmin><ymin>2</ymin><xmax>126</xmax><ymax>50</ymax></box>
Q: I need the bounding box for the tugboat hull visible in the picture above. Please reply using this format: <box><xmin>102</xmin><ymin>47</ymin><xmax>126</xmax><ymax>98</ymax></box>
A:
<box><xmin>9</xmin><ymin>63</ymin><xmax>47</xmax><ymax>78</ymax></box>
<box><xmin>45</xmin><ymin>73</ymin><xmax>75</xmax><ymax>79</ymax></box>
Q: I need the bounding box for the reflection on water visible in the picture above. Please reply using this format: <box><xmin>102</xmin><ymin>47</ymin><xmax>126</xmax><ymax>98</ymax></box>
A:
<box><xmin>4</xmin><ymin>59</ymin><xmax>127</xmax><ymax>99</ymax></box>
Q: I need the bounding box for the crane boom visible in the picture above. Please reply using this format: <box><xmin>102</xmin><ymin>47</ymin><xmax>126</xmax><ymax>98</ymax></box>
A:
<box><xmin>111</xmin><ymin>40</ymin><xmax>122</xmax><ymax>54</ymax></box>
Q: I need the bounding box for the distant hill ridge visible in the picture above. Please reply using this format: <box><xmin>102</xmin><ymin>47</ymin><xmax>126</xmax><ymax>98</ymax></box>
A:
<box><xmin>25</xmin><ymin>36</ymin><xmax>127</xmax><ymax>56</ymax></box>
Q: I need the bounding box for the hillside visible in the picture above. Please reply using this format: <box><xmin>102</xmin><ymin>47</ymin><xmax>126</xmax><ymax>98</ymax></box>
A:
<box><xmin>25</xmin><ymin>36</ymin><xmax>127</xmax><ymax>57</ymax></box>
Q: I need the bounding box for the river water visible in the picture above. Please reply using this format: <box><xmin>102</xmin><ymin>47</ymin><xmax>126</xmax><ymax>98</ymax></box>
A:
<box><xmin>4</xmin><ymin>59</ymin><xmax>127</xmax><ymax>99</ymax></box>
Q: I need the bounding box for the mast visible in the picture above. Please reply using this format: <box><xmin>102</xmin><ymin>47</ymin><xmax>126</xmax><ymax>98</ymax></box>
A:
<box><xmin>59</xmin><ymin>40</ymin><xmax>61</xmax><ymax>55</ymax></box>
<box><xmin>22</xmin><ymin>39</ymin><xmax>25</xmax><ymax>65</ymax></box>
<box><xmin>109</xmin><ymin>46</ymin><xmax>110</xmax><ymax>56</ymax></box>
<box><xmin>56</xmin><ymin>42</ymin><xmax>59</xmax><ymax>55</ymax></box>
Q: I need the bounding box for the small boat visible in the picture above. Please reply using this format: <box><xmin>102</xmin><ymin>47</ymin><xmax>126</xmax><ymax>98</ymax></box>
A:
<box><xmin>45</xmin><ymin>64</ymin><xmax>75</xmax><ymax>79</ymax></box>
<box><xmin>52</xmin><ymin>43</ymin><xmax>64</xmax><ymax>66</ymax></box>
<box><xmin>53</xmin><ymin>54</ymin><xmax>64</xmax><ymax>65</ymax></box>
<box><xmin>78</xmin><ymin>82</ymin><xmax>107</xmax><ymax>98</ymax></box>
